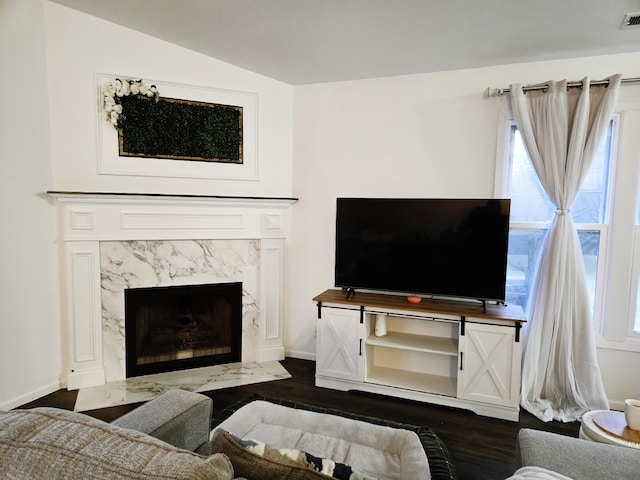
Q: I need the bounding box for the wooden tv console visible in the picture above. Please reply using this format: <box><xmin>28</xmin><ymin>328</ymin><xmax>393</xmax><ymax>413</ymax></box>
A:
<box><xmin>313</xmin><ymin>289</ymin><xmax>526</xmax><ymax>421</ymax></box>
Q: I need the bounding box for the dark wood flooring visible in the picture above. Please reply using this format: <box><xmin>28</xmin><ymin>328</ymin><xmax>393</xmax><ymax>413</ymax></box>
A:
<box><xmin>17</xmin><ymin>358</ymin><xmax>580</xmax><ymax>480</ymax></box>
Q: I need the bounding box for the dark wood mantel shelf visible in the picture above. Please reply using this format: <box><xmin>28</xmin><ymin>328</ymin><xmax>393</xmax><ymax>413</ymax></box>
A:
<box><xmin>46</xmin><ymin>191</ymin><xmax>298</xmax><ymax>202</ymax></box>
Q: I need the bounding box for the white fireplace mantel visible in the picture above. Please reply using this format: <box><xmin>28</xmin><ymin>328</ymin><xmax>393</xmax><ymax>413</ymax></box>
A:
<box><xmin>48</xmin><ymin>191</ymin><xmax>297</xmax><ymax>390</ymax></box>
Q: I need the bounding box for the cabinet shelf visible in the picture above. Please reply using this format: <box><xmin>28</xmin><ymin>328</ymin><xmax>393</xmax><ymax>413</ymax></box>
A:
<box><xmin>366</xmin><ymin>331</ymin><xmax>458</xmax><ymax>356</ymax></box>
<box><xmin>366</xmin><ymin>365</ymin><xmax>457</xmax><ymax>397</ymax></box>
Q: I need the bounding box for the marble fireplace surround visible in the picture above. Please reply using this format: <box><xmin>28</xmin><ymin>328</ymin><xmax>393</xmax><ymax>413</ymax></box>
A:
<box><xmin>48</xmin><ymin>192</ymin><xmax>296</xmax><ymax>390</ymax></box>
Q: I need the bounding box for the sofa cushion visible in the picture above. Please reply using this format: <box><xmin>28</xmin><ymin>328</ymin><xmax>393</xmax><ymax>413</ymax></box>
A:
<box><xmin>0</xmin><ymin>407</ymin><xmax>233</xmax><ymax>480</ymax></box>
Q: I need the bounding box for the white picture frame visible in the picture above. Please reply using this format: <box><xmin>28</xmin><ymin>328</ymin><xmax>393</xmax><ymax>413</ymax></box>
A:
<box><xmin>96</xmin><ymin>73</ymin><xmax>258</xmax><ymax>181</ymax></box>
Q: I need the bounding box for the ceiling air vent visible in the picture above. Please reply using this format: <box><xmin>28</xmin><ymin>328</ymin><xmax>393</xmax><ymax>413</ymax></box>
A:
<box><xmin>621</xmin><ymin>12</ymin><xmax>640</xmax><ymax>29</ymax></box>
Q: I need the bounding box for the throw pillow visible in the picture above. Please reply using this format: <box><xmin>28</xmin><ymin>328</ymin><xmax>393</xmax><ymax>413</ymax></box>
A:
<box><xmin>200</xmin><ymin>428</ymin><xmax>373</xmax><ymax>480</ymax></box>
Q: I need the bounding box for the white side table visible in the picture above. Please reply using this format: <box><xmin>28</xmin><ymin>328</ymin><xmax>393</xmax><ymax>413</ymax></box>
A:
<box><xmin>580</xmin><ymin>410</ymin><xmax>640</xmax><ymax>449</ymax></box>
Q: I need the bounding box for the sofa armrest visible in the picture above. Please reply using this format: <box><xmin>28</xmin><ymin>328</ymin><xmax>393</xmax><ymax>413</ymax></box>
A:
<box><xmin>111</xmin><ymin>389</ymin><xmax>212</xmax><ymax>452</ymax></box>
<box><xmin>517</xmin><ymin>428</ymin><xmax>640</xmax><ymax>480</ymax></box>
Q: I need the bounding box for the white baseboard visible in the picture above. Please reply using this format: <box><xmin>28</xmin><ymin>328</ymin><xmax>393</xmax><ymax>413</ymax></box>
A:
<box><xmin>608</xmin><ymin>399</ymin><xmax>626</xmax><ymax>412</ymax></box>
<box><xmin>0</xmin><ymin>381</ymin><xmax>61</xmax><ymax>411</ymax></box>
<box><xmin>284</xmin><ymin>349</ymin><xmax>316</xmax><ymax>361</ymax></box>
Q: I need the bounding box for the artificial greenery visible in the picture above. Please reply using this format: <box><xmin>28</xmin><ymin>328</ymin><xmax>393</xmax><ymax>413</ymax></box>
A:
<box><xmin>118</xmin><ymin>95</ymin><xmax>243</xmax><ymax>163</ymax></box>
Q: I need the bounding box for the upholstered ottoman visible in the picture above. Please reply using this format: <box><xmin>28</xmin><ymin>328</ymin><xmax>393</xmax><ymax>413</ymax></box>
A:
<box><xmin>201</xmin><ymin>395</ymin><xmax>456</xmax><ymax>480</ymax></box>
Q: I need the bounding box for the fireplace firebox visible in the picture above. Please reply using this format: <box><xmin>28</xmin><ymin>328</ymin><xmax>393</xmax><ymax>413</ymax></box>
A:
<box><xmin>124</xmin><ymin>282</ymin><xmax>242</xmax><ymax>377</ymax></box>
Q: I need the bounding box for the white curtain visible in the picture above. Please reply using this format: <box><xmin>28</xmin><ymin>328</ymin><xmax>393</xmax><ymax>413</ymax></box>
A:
<box><xmin>510</xmin><ymin>74</ymin><xmax>622</xmax><ymax>422</ymax></box>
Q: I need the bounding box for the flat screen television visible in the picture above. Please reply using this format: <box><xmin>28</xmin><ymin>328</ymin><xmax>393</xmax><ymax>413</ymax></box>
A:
<box><xmin>335</xmin><ymin>198</ymin><xmax>511</xmax><ymax>303</ymax></box>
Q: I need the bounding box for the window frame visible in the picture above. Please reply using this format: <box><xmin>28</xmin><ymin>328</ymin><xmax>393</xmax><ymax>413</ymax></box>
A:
<box><xmin>630</xmin><ymin>227</ymin><xmax>640</xmax><ymax>336</ymax></box>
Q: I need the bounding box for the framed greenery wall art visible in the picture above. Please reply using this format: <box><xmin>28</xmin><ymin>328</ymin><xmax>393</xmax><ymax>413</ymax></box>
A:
<box><xmin>118</xmin><ymin>96</ymin><xmax>243</xmax><ymax>163</ymax></box>
<box><xmin>97</xmin><ymin>74</ymin><xmax>257</xmax><ymax>180</ymax></box>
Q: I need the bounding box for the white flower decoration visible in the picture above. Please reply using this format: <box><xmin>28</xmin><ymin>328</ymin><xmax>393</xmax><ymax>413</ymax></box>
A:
<box><xmin>104</xmin><ymin>96</ymin><xmax>116</xmax><ymax>111</ymax></box>
<box><xmin>102</xmin><ymin>78</ymin><xmax>159</xmax><ymax>131</ymax></box>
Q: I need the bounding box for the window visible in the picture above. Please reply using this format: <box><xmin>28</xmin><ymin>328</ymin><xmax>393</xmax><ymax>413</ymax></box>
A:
<box><xmin>497</xmin><ymin>98</ymin><xmax>640</xmax><ymax>346</ymax></box>
<box><xmin>502</xmin><ymin>119</ymin><xmax>616</xmax><ymax>325</ymax></box>
<box><xmin>635</xmin><ymin>273</ymin><xmax>640</xmax><ymax>332</ymax></box>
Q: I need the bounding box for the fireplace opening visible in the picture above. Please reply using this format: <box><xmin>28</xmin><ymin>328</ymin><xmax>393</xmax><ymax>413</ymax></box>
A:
<box><xmin>124</xmin><ymin>282</ymin><xmax>242</xmax><ymax>377</ymax></box>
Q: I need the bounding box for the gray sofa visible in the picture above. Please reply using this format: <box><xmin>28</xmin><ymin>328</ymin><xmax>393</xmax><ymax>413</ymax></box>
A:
<box><xmin>0</xmin><ymin>389</ymin><xmax>228</xmax><ymax>479</ymax></box>
<box><xmin>515</xmin><ymin>428</ymin><xmax>640</xmax><ymax>480</ymax></box>
<box><xmin>1</xmin><ymin>389</ymin><xmax>440</xmax><ymax>480</ymax></box>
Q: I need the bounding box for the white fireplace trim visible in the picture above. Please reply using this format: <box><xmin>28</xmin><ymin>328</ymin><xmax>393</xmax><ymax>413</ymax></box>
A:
<box><xmin>49</xmin><ymin>192</ymin><xmax>296</xmax><ymax>390</ymax></box>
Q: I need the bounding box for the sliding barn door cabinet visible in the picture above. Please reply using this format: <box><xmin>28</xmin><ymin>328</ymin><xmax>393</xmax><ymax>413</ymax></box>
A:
<box><xmin>314</xmin><ymin>289</ymin><xmax>526</xmax><ymax>421</ymax></box>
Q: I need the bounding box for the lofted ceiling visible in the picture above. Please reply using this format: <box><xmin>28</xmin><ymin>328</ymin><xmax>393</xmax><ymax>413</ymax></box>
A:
<box><xmin>50</xmin><ymin>0</ymin><xmax>640</xmax><ymax>85</ymax></box>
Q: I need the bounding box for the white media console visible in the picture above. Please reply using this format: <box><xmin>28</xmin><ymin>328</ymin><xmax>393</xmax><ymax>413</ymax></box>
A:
<box><xmin>314</xmin><ymin>289</ymin><xmax>526</xmax><ymax>421</ymax></box>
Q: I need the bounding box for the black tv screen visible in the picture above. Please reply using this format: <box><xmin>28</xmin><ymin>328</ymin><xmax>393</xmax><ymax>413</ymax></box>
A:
<box><xmin>335</xmin><ymin>198</ymin><xmax>511</xmax><ymax>302</ymax></box>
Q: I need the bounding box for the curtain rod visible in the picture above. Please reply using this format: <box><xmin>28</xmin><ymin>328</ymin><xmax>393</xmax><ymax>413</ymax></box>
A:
<box><xmin>485</xmin><ymin>76</ymin><xmax>640</xmax><ymax>97</ymax></box>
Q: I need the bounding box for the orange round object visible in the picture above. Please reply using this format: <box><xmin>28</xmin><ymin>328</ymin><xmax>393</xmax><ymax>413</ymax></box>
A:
<box><xmin>407</xmin><ymin>295</ymin><xmax>422</xmax><ymax>304</ymax></box>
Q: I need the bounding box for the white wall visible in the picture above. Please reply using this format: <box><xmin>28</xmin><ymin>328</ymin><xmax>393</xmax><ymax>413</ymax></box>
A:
<box><xmin>288</xmin><ymin>52</ymin><xmax>640</xmax><ymax>406</ymax></box>
<box><xmin>0</xmin><ymin>0</ymin><xmax>61</xmax><ymax>409</ymax></box>
<box><xmin>3</xmin><ymin>0</ymin><xmax>638</xmax><ymax>411</ymax></box>
<box><xmin>44</xmin><ymin>2</ymin><xmax>293</xmax><ymax>198</ymax></box>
